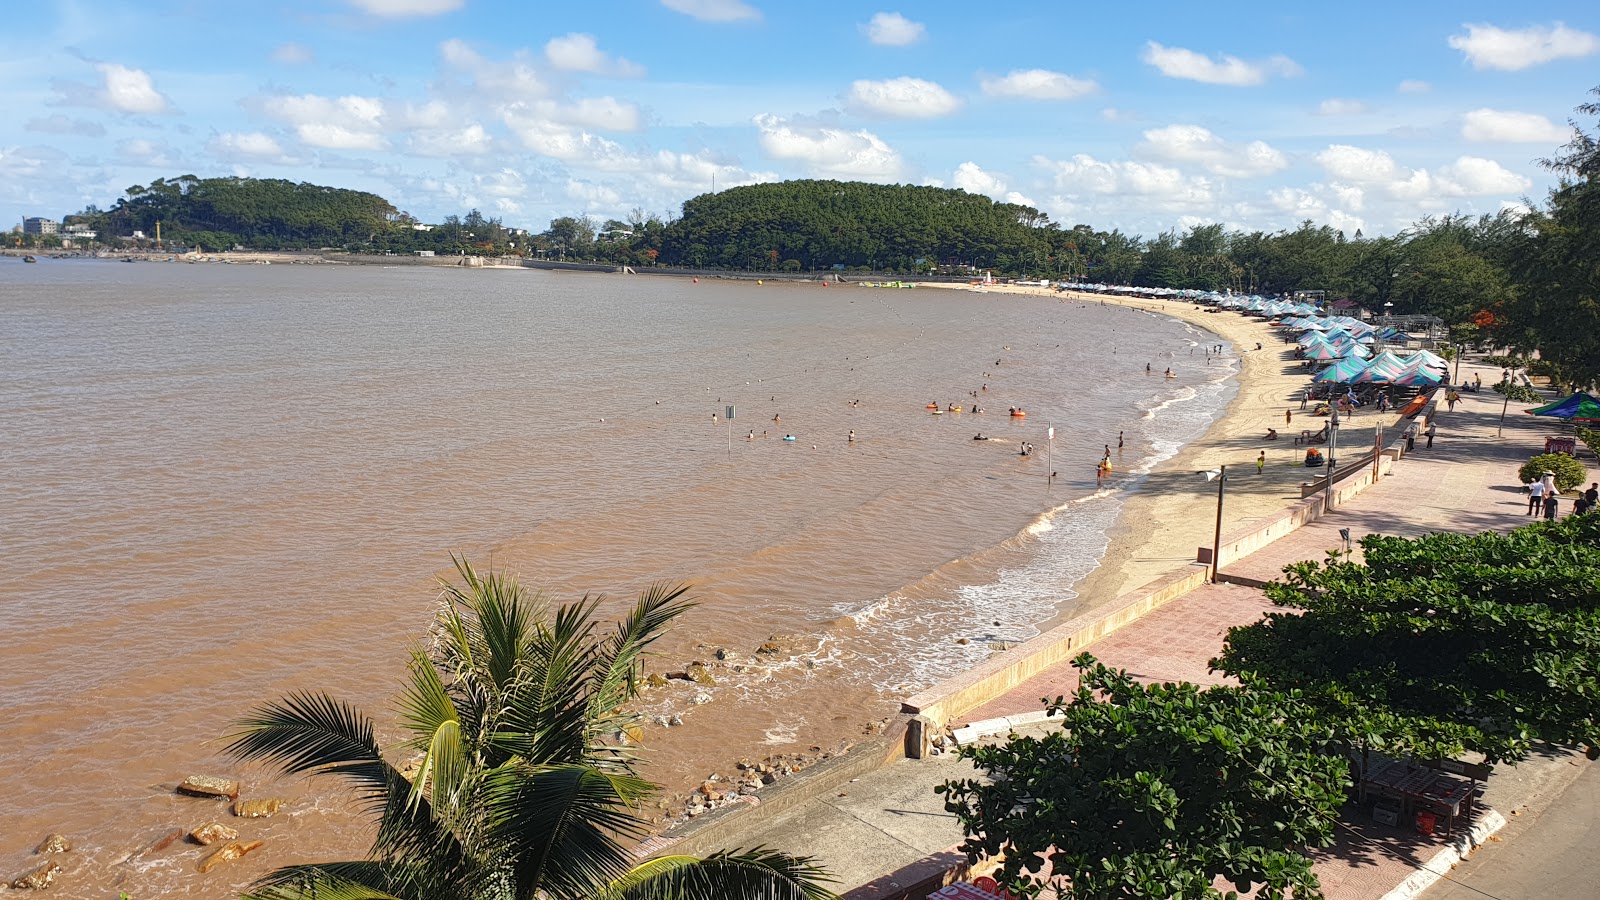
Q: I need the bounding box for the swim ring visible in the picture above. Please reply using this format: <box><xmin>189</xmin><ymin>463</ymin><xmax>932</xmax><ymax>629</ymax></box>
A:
<box><xmin>1010</xmin><ymin>411</ymin><xmax>1026</xmax><ymax>417</ymax></box>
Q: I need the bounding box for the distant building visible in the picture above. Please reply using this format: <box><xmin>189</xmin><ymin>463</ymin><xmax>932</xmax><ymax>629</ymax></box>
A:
<box><xmin>62</xmin><ymin>223</ymin><xmax>96</xmax><ymax>240</ymax></box>
<box><xmin>23</xmin><ymin>217</ymin><xmax>58</xmax><ymax>235</ymax></box>
<box><xmin>412</xmin><ymin>224</ymin><xmax>434</xmax><ymax>231</ymax></box>
<box><xmin>414</xmin><ymin>250</ymin><xmax>435</xmax><ymax>257</ymax></box>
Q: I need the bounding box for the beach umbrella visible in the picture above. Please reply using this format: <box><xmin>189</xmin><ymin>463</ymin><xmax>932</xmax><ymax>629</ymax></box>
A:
<box><xmin>1525</xmin><ymin>392</ymin><xmax>1600</xmax><ymax>423</ymax></box>
<box><xmin>1390</xmin><ymin>367</ymin><xmax>1444</xmax><ymax>387</ymax></box>
<box><xmin>1314</xmin><ymin>358</ymin><xmax>1369</xmax><ymax>382</ymax></box>
<box><xmin>1301</xmin><ymin>342</ymin><xmax>1348</xmax><ymax>360</ymax></box>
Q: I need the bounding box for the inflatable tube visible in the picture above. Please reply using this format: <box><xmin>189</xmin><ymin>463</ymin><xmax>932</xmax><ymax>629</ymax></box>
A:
<box><xmin>931</xmin><ymin>409</ymin><xmax>943</xmax><ymax>415</ymax></box>
<box><xmin>1010</xmin><ymin>411</ymin><xmax>1026</xmax><ymax>418</ymax></box>
<box><xmin>926</xmin><ymin>404</ymin><xmax>939</xmax><ymax>409</ymax></box>
<box><xmin>782</xmin><ymin>435</ymin><xmax>797</xmax><ymax>442</ymax></box>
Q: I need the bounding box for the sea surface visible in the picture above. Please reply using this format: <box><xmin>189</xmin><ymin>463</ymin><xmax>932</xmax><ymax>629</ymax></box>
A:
<box><xmin>0</xmin><ymin>260</ymin><xmax>1235</xmax><ymax>896</ymax></box>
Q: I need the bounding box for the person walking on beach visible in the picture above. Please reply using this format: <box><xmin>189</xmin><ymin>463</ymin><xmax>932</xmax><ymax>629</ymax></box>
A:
<box><xmin>1257</xmin><ymin>451</ymin><xmax>1266</xmax><ymax>475</ymax></box>
<box><xmin>1425</xmin><ymin>421</ymin><xmax>1437</xmax><ymax>449</ymax></box>
<box><xmin>1300</xmin><ymin>390</ymin><xmax>1309</xmax><ymax>410</ymax></box>
<box><xmin>1529</xmin><ymin>479</ymin><xmax>1547</xmax><ymax>515</ymax></box>
<box><xmin>1286</xmin><ymin>408</ymin><xmax>1292</xmax><ymax>425</ymax></box>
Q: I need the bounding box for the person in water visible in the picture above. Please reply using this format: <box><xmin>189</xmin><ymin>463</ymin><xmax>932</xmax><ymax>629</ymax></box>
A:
<box><xmin>974</xmin><ymin>433</ymin><xmax>988</xmax><ymax>441</ymax></box>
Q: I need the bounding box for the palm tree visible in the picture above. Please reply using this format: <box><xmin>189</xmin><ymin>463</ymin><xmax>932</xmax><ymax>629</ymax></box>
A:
<box><xmin>227</xmin><ymin>557</ymin><xmax>835</xmax><ymax>900</ymax></box>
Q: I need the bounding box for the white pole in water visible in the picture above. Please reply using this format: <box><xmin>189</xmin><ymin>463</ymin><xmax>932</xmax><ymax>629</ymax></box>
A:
<box><xmin>1046</xmin><ymin>426</ymin><xmax>1055</xmax><ymax>483</ymax></box>
<box><xmin>726</xmin><ymin>404</ymin><xmax>735</xmax><ymax>457</ymax></box>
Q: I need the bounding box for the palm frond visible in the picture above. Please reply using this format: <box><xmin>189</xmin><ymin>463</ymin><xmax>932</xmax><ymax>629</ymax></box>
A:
<box><xmin>396</xmin><ymin>645</ymin><xmax>467</xmax><ymax>812</ymax></box>
<box><xmin>602</xmin><ymin>848</ymin><xmax>839</xmax><ymax>900</ymax></box>
<box><xmin>588</xmin><ymin>583</ymin><xmax>697</xmax><ymax>733</ymax></box>
<box><xmin>479</xmin><ymin>762</ymin><xmax>653</xmax><ymax>900</ymax></box>
<box><xmin>241</xmin><ymin>861</ymin><xmax>416</xmax><ymax>900</ymax></box>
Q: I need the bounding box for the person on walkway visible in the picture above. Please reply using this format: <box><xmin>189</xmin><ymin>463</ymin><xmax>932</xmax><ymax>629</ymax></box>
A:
<box><xmin>1474</xmin><ymin>372</ymin><xmax>1482</xmax><ymax>391</ymax></box>
<box><xmin>1445</xmin><ymin>390</ymin><xmax>1458</xmax><ymax>412</ymax></box>
<box><xmin>1586</xmin><ymin>483</ymin><xmax>1598</xmax><ymax>508</ymax></box>
<box><xmin>1425</xmin><ymin>421</ymin><xmax>1437</xmax><ymax>449</ymax></box>
<box><xmin>1529</xmin><ymin>479</ymin><xmax>1548</xmax><ymax>515</ymax></box>
<box><xmin>1257</xmin><ymin>451</ymin><xmax>1266</xmax><ymax>475</ymax></box>
<box><xmin>1544</xmin><ymin>492</ymin><xmax>1560</xmax><ymax>520</ymax></box>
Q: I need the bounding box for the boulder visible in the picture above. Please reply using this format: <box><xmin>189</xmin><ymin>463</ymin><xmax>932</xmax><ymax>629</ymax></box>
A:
<box><xmin>755</xmin><ymin>641</ymin><xmax>781</xmax><ymax>655</ymax></box>
<box><xmin>189</xmin><ymin>823</ymin><xmax>239</xmax><ymax>846</ymax></box>
<box><xmin>690</xmin><ymin>691</ymin><xmax>712</xmax><ymax>706</ymax></box>
<box><xmin>176</xmin><ymin>775</ymin><xmax>240</xmax><ymax>800</ymax></box>
<box><xmin>33</xmin><ymin>834</ymin><xmax>71</xmax><ymax>854</ymax></box>
<box><xmin>233</xmin><ymin>798</ymin><xmax>283</xmax><ymax>818</ymax></box>
<box><xmin>10</xmin><ymin>862</ymin><xmax>61</xmax><ymax>890</ymax></box>
<box><xmin>131</xmin><ymin>827</ymin><xmax>185</xmax><ymax>861</ymax></box>
<box><xmin>646</xmin><ymin>673</ymin><xmax>668</xmax><ymax>688</ymax></box>
<box><xmin>197</xmin><ymin>840</ymin><xmax>264</xmax><ymax>875</ymax></box>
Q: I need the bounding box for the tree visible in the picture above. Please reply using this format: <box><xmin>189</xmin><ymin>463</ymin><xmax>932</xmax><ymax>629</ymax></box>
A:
<box><xmin>227</xmin><ymin>558</ymin><xmax>835</xmax><ymax>900</ymax></box>
<box><xmin>1214</xmin><ymin>518</ymin><xmax>1600</xmax><ymax>768</ymax></box>
<box><xmin>938</xmin><ymin>655</ymin><xmax>1350</xmax><ymax>900</ymax></box>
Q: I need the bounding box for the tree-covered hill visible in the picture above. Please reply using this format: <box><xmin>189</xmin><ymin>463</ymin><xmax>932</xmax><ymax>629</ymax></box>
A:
<box><xmin>662</xmin><ymin>180</ymin><xmax>1051</xmax><ymax>273</ymax></box>
<box><xmin>73</xmin><ymin>175</ymin><xmax>401</xmax><ymax>250</ymax></box>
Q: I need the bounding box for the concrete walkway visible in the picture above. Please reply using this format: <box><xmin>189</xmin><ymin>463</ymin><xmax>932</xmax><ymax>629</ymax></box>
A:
<box><xmin>720</xmin><ymin>368</ymin><xmax>1596</xmax><ymax>900</ymax></box>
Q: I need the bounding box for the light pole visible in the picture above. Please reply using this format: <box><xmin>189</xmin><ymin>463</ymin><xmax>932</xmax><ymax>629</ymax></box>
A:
<box><xmin>1204</xmin><ymin>466</ymin><xmax>1227</xmax><ymax>582</ymax></box>
<box><xmin>1324</xmin><ymin>410</ymin><xmax>1341</xmax><ymax>512</ymax></box>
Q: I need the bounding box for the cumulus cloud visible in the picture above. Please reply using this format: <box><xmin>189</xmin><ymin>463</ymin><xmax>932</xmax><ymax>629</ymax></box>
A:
<box><xmin>1461</xmin><ymin>108</ymin><xmax>1570</xmax><ymax>144</ymax></box>
<box><xmin>753</xmin><ymin>114</ymin><xmax>903</xmax><ymax>180</ymax></box>
<box><xmin>0</xmin><ymin>145</ymin><xmax>68</xmax><ymax>180</ymax></box>
<box><xmin>1314</xmin><ymin>144</ymin><xmax>1531</xmax><ymax>200</ymax></box>
<box><xmin>502</xmin><ymin>111</ymin><xmax>629</xmax><ymax>164</ymax></box>
<box><xmin>1316</xmin><ymin>98</ymin><xmax>1368</xmax><ymax>116</ymax></box>
<box><xmin>949</xmin><ymin>161</ymin><xmax>1036</xmax><ymax>207</ymax></box>
<box><xmin>1448</xmin><ymin>22</ymin><xmax>1599</xmax><ymax>71</ymax></box>
<box><xmin>1397</xmin><ymin>79</ymin><xmax>1431</xmax><ymax>94</ymax></box>
<box><xmin>347</xmin><ymin>0</ymin><xmax>463</xmax><ymax>16</ymax></box>
<box><xmin>210</xmin><ymin>131</ymin><xmax>289</xmax><ymax>160</ymax></box>
<box><xmin>439</xmin><ymin>39</ymin><xmax>551</xmax><ymax>102</ymax></box>
<box><xmin>272</xmin><ymin>43</ymin><xmax>315</xmax><ymax>65</ymax></box>
<box><xmin>55</xmin><ymin>62</ymin><xmax>173</xmax><ymax>114</ymax></box>
<box><xmin>1136</xmin><ymin>124</ymin><xmax>1288</xmax><ymax>178</ymax></box>
<box><xmin>861</xmin><ymin>12</ymin><xmax>925</xmax><ymax>46</ymax></box>
<box><xmin>544</xmin><ymin>33</ymin><xmax>644</xmax><ymax>77</ymax></box>
<box><xmin>410</xmin><ymin>123</ymin><xmax>494</xmax><ymax>156</ymax></box>
<box><xmin>25</xmin><ymin>115</ymin><xmax>106</xmax><ymax>137</ymax></box>
<box><xmin>118</xmin><ymin>138</ymin><xmax>181</xmax><ymax>167</ymax></box>
<box><xmin>978</xmin><ymin>69</ymin><xmax>1098</xmax><ymax>101</ymax></box>
<box><xmin>1033</xmin><ymin>153</ymin><xmax>1215</xmax><ymax>209</ymax></box>
<box><xmin>1268</xmin><ymin>187</ymin><xmax>1365</xmax><ymax>234</ymax></box>
<box><xmin>1140</xmin><ymin>42</ymin><xmax>1301</xmax><ymax>86</ymax></box>
<box><xmin>261</xmin><ymin>93</ymin><xmax>388</xmax><ymax>150</ymax></box>
<box><xmin>661</xmin><ymin>0</ymin><xmax>760</xmax><ymax>23</ymax></box>
<box><xmin>846</xmin><ymin>77</ymin><xmax>961</xmax><ymax>118</ymax></box>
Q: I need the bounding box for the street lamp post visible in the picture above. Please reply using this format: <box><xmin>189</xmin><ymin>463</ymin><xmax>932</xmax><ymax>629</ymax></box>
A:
<box><xmin>1205</xmin><ymin>465</ymin><xmax>1227</xmax><ymax>582</ymax></box>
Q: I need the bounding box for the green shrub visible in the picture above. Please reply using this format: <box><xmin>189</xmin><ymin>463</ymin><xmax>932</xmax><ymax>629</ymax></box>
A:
<box><xmin>1494</xmin><ymin>380</ymin><xmax>1543</xmax><ymax>403</ymax></box>
<box><xmin>1520</xmin><ymin>453</ymin><xmax>1587</xmax><ymax>493</ymax></box>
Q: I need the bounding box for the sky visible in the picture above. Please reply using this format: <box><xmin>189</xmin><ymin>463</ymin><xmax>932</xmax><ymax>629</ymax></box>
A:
<box><xmin>2</xmin><ymin>1</ymin><xmax>1597</xmax><ymax>237</ymax></box>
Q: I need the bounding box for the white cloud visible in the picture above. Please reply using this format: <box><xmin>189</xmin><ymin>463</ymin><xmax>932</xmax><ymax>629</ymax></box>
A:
<box><xmin>410</xmin><ymin>123</ymin><xmax>493</xmax><ymax>156</ymax></box>
<box><xmin>1268</xmin><ymin>187</ymin><xmax>1366</xmax><ymax>234</ymax></box>
<box><xmin>261</xmin><ymin>94</ymin><xmax>388</xmax><ymax>150</ymax></box>
<box><xmin>1461</xmin><ymin>108</ymin><xmax>1570</xmax><ymax>144</ymax></box>
<box><xmin>1315</xmin><ymin>144</ymin><xmax>1531</xmax><ymax>201</ymax></box>
<box><xmin>753</xmin><ymin>114</ymin><xmax>903</xmax><ymax>180</ymax></box>
<box><xmin>210</xmin><ymin>132</ymin><xmax>288</xmax><ymax>160</ymax></box>
<box><xmin>439</xmin><ymin>39</ymin><xmax>551</xmax><ymax>102</ymax></box>
<box><xmin>0</xmin><ymin>145</ymin><xmax>67</xmax><ymax>180</ymax></box>
<box><xmin>1437</xmin><ymin>156</ymin><xmax>1531</xmax><ymax>195</ymax></box>
<box><xmin>1140</xmin><ymin>42</ymin><xmax>1301</xmax><ymax>86</ymax></box>
<box><xmin>96</xmin><ymin>63</ymin><xmax>171</xmax><ymax>114</ymax></box>
<box><xmin>347</xmin><ymin>0</ymin><xmax>463</xmax><ymax>17</ymax></box>
<box><xmin>861</xmin><ymin>12</ymin><xmax>925</xmax><ymax>46</ymax></box>
<box><xmin>1397</xmin><ymin>79</ymin><xmax>1431</xmax><ymax>94</ymax></box>
<box><xmin>1033</xmin><ymin>153</ymin><xmax>1215</xmax><ymax>209</ymax></box>
<box><xmin>272</xmin><ymin>43</ymin><xmax>315</xmax><ymax>65</ymax></box>
<box><xmin>502</xmin><ymin>111</ymin><xmax>629</xmax><ymax>164</ymax></box>
<box><xmin>948</xmin><ymin>161</ymin><xmax>1036</xmax><ymax>208</ymax></box>
<box><xmin>846</xmin><ymin>77</ymin><xmax>961</xmax><ymax>119</ymax></box>
<box><xmin>544</xmin><ymin>33</ymin><xmax>644</xmax><ymax>77</ymax></box>
<box><xmin>979</xmin><ymin>69</ymin><xmax>1098</xmax><ymax>101</ymax></box>
<box><xmin>1448</xmin><ymin>22</ymin><xmax>1599</xmax><ymax>71</ymax></box>
<box><xmin>1316</xmin><ymin>98</ymin><xmax>1368</xmax><ymax>116</ymax></box>
<box><xmin>25</xmin><ymin>115</ymin><xmax>105</xmax><ymax>137</ymax></box>
<box><xmin>118</xmin><ymin>138</ymin><xmax>180</xmax><ymax>167</ymax></box>
<box><xmin>1314</xmin><ymin>145</ymin><xmax>1401</xmax><ymax>183</ymax></box>
<box><xmin>1137</xmin><ymin>124</ymin><xmax>1288</xmax><ymax>178</ymax></box>
<box><xmin>661</xmin><ymin>0</ymin><xmax>760</xmax><ymax>23</ymax></box>
<box><xmin>1100</xmin><ymin>107</ymin><xmax>1135</xmax><ymax>121</ymax></box>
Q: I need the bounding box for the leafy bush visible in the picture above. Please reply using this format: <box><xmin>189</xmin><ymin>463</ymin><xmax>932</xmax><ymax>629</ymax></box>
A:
<box><xmin>1494</xmin><ymin>380</ymin><xmax>1543</xmax><ymax>403</ymax></box>
<box><xmin>1520</xmin><ymin>453</ymin><xmax>1587</xmax><ymax>492</ymax></box>
<box><xmin>1481</xmin><ymin>354</ymin><xmax>1530</xmax><ymax>369</ymax></box>
<box><xmin>1578</xmin><ymin>427</ymin><xmax>1600</xmax><ymax>456</ymax></box>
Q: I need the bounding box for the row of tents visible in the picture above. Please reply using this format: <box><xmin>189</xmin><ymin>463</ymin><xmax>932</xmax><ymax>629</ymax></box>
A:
<box><xmin>1311</xmin><ymin>350</ymin><xmax>1450</xmax><ymax>386</ymax></box>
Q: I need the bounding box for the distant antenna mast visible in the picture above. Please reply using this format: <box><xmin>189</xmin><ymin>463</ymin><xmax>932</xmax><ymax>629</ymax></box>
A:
<box><xmin>712</xmin><ymin>172</ymin><xmax>716</xmax><ymax>193</ymax></box>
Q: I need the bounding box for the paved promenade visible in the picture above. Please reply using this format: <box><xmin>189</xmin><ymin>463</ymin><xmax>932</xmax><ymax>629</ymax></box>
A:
<box><xmin>723</xmin><ymin>365</ymin><xmax>1595</xmax><ymax>900</ymax></box>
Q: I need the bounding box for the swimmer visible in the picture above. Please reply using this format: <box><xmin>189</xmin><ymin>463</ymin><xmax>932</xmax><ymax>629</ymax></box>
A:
<box><xmin>773</xmin><ymin>414</ymin><xmax>781</xmax><ymax>423</ymax></box>
<box><xmin>974</xmin><ymin>433</ymin><xmax>988</xmax><ymax>441</ymax></box>
<box><xmin>848</xmin><ymin>430</ymin><xmax>855</xmax><ymax>442</ymax></box>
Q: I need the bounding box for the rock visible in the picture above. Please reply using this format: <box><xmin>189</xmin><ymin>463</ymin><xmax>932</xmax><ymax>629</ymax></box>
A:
<box><xmin>190</xmin><ymin>823</ymin><xmax>239</xmax><ymax>846</ymax></box>
<box><xmin>646</xmin><ymin>673</ymin><xmax>668</xmax><ymax>688</ymax></box>
<box><xmin>399</xmin><ymin>757</ymin><xmax>423</xmax><ymax>782</ymax></box>
<box><xmin>691</xmin><ymin>691</ymin><xmax>712</xmax><ymax>705</ymax></box>
<box><xmin>622</xmin><ymin>724</ymin><xmax>645</xmax><ymax>744</ymax></box>
<box><xmin>233</xmin><ymin>798</ymin><xmax>283</xmax><ymax>818</ymax></box>
<box><xmin>33</xmin><ymin>834</ymin><xmax>71</xmax><ymax>854</ymax></box>
<box><xmin>665</xmin><ymin>671</ymin><xmax>691</xmax><ymax>681</ymax></box>
<box><xmin>177</xmin><ymin>775</ymin><xmax>240</xmax><ymax>800</ymax></box>
<box><xmin>761</xmin><ymin>772</ymin><xmax>779</xmax><ymax>785</ymax></box>
<box><xmin>755</xmin><ymin>641</ymin><xmax>782</xmax><ymax>655</ymax></box>
<box><xmin>130</xmin><ymin>827</ymin><xmax>185</xmax><ymax>861</ymax></box>
<box><xmin>196</xmin><ymin>840</ymin><xmax>264</xmax><ymax>875</ymax></box>
<box><xmin>669</xmin><ymin>713</ymin><xmax>683</xmax><ymax>727</ymax></box>
<box><xmin>651</xmin><ymin>714</ymin><xmax>672</xmax><ymax>727</ymax></box>
<box><xmin>686</xmin><ymin>664</ymin><xmax>716</xmax><ymax>686</ymax></box>
<box><xmin>715</xmin><ymin>648</ymin><xmax>737</xmax><ymax>661</ymax></box>
<box><xmin>686</xmin><ymin>804</ymin><xmax>706</xmax><ymax>818</ymax></box>
<box><xmin>10</xmin><ymin>862</ymin><xmax>61</xmax><ymax>890</ymax></box>
<box><xmin>955</xmin><ymin>637</ymin><xmax>970</xmax><ymax>645</ymax></box>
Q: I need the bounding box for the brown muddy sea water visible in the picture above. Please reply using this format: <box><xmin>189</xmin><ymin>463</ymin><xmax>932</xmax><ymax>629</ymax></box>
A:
<box><xmin>0</xmin><ymin>261</ymin><xmax>1234</xmax><ymax>896</ymax></box>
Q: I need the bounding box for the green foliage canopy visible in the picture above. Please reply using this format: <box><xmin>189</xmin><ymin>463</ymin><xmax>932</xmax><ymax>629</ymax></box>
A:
<box><xmin>1214</xmin><ymin>518</ymin><xmax>1600</xmax><ymax>766</ymax></box>
<box><xmin>938</xmin><ymin>655</ymin><xmax>1349</xmax><ymax>900</ymax></box>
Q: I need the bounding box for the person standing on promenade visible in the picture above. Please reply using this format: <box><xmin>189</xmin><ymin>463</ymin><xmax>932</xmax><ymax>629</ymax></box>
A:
<box><xmin>1545</xmin><ymin>492</ymin><xmax>1560</xmax><ymax>520</ymax></box>
<box><xmin>1425</xmin><ymin>421</ymin><xmax>1437</xmax><ymax>449</ymax></box>
<box><xmin>1529</xmin><ymin>479</ymin><xmax>1548</xmax><ymax>515</ymax></box>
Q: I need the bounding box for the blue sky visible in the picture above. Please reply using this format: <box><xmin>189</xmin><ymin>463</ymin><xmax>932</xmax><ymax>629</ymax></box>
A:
<box><xmin>3</xmin><ymin>1</ymin><xmax>1597</xmax><ymax>236</ymax></box>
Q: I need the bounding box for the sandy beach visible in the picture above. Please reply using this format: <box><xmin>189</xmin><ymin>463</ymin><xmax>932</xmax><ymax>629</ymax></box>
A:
<box><xmin>930</xmin><ymin>284</ymin><xmax>1422</xmax><ymax>621</ymax></box>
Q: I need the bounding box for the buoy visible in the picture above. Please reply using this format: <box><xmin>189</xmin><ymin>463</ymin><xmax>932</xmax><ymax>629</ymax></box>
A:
<box><xmin>693</xmin><ymin>277</ymin><xmax>699</xmax><ymax>283</ymax></box>
<box><xmin>757</xmin><ymin>280</ymin><xmax>762</xmax><ymax>285</ymax></box>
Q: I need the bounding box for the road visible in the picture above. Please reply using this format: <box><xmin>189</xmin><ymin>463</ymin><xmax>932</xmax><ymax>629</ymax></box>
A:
<box><xmin>1425</xmin><ymin>762</ymin><xmax>1600</xmax><ymax>900</ymax></box>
